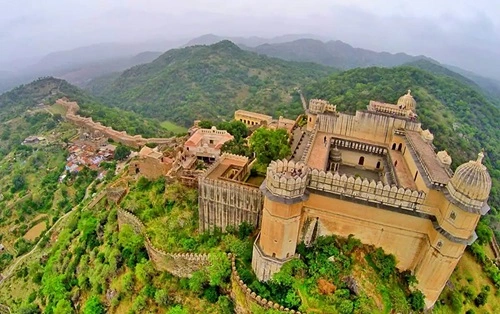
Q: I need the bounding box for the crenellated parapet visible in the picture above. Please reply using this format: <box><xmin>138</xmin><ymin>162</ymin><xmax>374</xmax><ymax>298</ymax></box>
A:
<box><xmin>230</xmin><ymin>253</ymin><xmax>302</xmax><ymax>313</ymax></box>
<box><xmin>308</xmin><ymin>169</ymin><xmax>426</xmax><ymax>210</ymax></box>
<box><xmin>117</xmin><ymin>209</ymin><xmax>210</xmax><ymax>277</ymax></box>
<box><xmin>265</xmin><ymin>159</ymin><xmax>309</xmax><ymax>199</ymax></box>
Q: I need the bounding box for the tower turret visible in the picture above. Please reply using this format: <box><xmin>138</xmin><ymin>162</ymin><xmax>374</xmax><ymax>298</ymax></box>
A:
<box><xmin>252</xmin><ymin>159</ymin><xmax>310</xmax><ymax>281</ymax></box>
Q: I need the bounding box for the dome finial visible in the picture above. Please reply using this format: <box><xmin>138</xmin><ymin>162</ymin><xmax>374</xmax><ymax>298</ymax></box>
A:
<box><xmin>477</xmin><ymin>150</ymin><xmax>485</xmax><ymax>164</ymax></box>
<box><xmin>407</xmin><ymin>89</ymin><xmax>411</xmax><ymax>95</ymax></box>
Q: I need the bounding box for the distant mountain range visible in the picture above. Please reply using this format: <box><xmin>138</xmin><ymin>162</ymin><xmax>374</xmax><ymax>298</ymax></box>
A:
<box><xmin>0</xmin><ymin>41</ymin><xmax>179</xmax><ymax>93</ymax></box>
<box><xmin>181</xmin><ymin>35</ymin><xmax>500</xmax><ymax>101</ymax></box>
<box><xmin>86</xmin><ymin>40</ymin><xmax>336</xmax><ymax>126</ymax></box>
<box><xmin>1</xmin><ymin>33</ymin><xmax>499</xmax><ymax>103</ymax></box>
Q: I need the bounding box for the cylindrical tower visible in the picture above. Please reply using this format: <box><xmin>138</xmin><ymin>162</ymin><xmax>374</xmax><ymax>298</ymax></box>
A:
<box><xmin>252</xmin><ymin>159</ymin><xmax>309</xmax><ymax>281</ymax></box>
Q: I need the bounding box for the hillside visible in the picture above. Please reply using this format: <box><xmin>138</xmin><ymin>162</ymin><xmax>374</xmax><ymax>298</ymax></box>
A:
<box><xmin>0</xmin><ymin>77</ymin><xmax>174</xmax><ymax>138</ymax></box>
<box><xmin>251</xmin><ymin>38</ymin><xmax>427</xmax><ymax>70</ymax></box>
<box><xmin>251</xmin><ymin>39</ymin><xmax>500</xmax><ymax>102</ymax></box>
<box><xmin>86</xmin><ymin>40</ymin><xmax>337</xmax><ymax>126</ymax></box>
<box><xmin>304</xmin><ymin>66</ymin><xmax>500</xmax><ymax>211</ymax></box>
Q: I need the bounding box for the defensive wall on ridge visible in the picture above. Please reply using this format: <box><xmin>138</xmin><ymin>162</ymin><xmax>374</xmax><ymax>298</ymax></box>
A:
<box><xmin>57</xmin><ymin>98</ymin><xmax>178</xmax><ymax>148</ymax></box>
<box><xmin>117</xmin><ymin>208</ymin><xmax>295</xmax><ymax>313</ymax></box>
<box><xmin>117</xmin><ymin>209</ymin><xmax>210</xmax><ymax>277</ymax></box>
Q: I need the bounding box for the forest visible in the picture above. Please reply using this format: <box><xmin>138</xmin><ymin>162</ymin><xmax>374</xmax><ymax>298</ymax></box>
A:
<box><xmin>86</xmin><ymin>40</ymin><xmax>336</xmax><ymax>126</ymax></box>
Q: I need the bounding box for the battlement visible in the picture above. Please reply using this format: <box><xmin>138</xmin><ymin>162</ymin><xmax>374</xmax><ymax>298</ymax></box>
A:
<box><xmin>308</xmin><ymin>169</ymin><xmax>426</xmax><ymax>210</ymax></box>
<box><xmin>266</xmin><ymin>159</ymin><xmax>309</xmax><ymax>199</ymax></box>
<box><xmin>309</xmin><ymin>99</ymin><xmax>336</xmax><ymax>114</ymax></box>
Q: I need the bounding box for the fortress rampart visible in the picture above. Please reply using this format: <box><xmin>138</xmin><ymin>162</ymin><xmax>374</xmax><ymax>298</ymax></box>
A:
<box><xmin>230</xmin><ymin>253</ymin><xmax>302</xmax><ymax>314</ymax></box>
<box><xmin>198</xmin><ymin>177</ymin><xmax>263</xmax><ymax>232</ymax></box>
<box><xmin>117</xmin><ymin>208</ymin><xmax>293</xmax><ymax>312</ymax></box>
<box><xmin>316</xmin><ymin>111</ymin><xmax>421</xmax><ymax>145</ymax></box>
<box><xmin>117</xmin><ymin>209</ymin><xmax>209</xmax><ymax>277</ymax></box>
<box><xmin>265</xmin><ymin>159</ymin><xmax>309</xmax><ymax>199</ymax></box>
<box><xmin>308</xmin><ymin>169</ymin><xmax>426</xmax><ymax>210</ymax></box>
<box><xmin>57</xmin><ymin>98</ymin><xmax>178</xmax><ymax>148</ymax></box>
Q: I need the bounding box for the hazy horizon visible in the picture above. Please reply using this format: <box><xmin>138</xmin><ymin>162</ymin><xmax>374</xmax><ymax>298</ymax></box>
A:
<box><xmin>2</xmin><ymin>0</ymin><xmax>499</xmax><ymax>79</ymax></box>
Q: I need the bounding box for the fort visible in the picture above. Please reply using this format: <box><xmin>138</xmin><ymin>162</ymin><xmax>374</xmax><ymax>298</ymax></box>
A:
<box><xmin>56</xmin><ymin>98</ymin><xmax>178</xmax><ymax>148</ymax></box>
<box><xmin>199</xmin><ymin>91</ymin><xmax>492</xmax><ymax>308</ymax></box>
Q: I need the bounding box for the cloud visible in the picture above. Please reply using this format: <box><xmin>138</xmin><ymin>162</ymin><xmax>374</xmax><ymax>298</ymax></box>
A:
<box><xmin>0</xmin><ymin>0</ymin><xmax>498</xmax><ymax>78</ymax></box>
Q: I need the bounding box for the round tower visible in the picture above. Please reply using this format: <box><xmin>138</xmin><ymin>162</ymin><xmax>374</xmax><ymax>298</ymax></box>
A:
<box><xmin>252</xmin><ymin>159</ymin><xmax>309</xmax><ymax>281</ymax></box>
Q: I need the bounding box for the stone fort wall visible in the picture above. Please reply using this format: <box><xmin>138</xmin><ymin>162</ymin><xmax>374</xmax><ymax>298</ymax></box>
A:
<box><xmin>117</xmin><ymin>209</ymin><xmax>210</xmax><ymax>277</ymax></box>
<box><xmin>317</xmin><ymin>111</ymin><xmax>421</xmax><ymax>145</ymax></box>
<box><xmin>198</xmin><ymin>177</ymin><xmax>263</xmax><ymax>232</ymax></box>
<box><xmin>117</xmin><ymin>209</ymin><xmax>294</xmax><ymax>313</ymax></box>
<box><xmin>230</xmin><ymin>254</ymin><xmax>302</xmax><ymax>314</ymax></box>
<box><xmin>57</xmin><ymin>98</ymin><xmax>178</xmax><ymax>148</ymax></box>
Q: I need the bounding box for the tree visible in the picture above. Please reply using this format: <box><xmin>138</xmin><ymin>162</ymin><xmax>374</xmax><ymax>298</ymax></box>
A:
<box><xmin>114</xmin><ymin>144</ymin><xmax>131</xmax><ymax>161</ymax></box>
<box><xmin>54</xmin><ymin>299</ymin><xmax>74</xmax><ymax>314</ymax></box>
<box><xmin>167</xmin><ymin>305</ymin><xmax>188</xmax><ymax>314</ymax></box>
<box><xmin>408</xmin><ymin>291</ymin><xmax>425</xmax><ymax>311</ymax></box>
<box><xmin>250</xmin><ymin>128</ymin><xmax>291</xmax><ymax>166</ymax></box>
<box><xmin>207</xmin><ymin>252</ymin><xmax>231</xmax><ymax>286</ymax></box>
<box><xmin>83</xmin><ymin>296</ymin><xmax>105</xmax><ymax>314</ymax></box>
<box><xmin>11</xmin><ymin>174</ymin><xmax>27</xmax><ymax>193</ymax></box>
<box><xmin>476</xmin><ymin>220</ymin><xmax>493</xmax><ymax>244</ymax></box>
<box><xmin>217</xmin><ymin>120</ymin><xmax>248</xmax><ymax>140</ymax></box>
<box><xmin>154</xmin><ymin>289</ymin><xmax>170</xmax><ymax>307</ymax></box>
<box><xmin>198</xmin><ymin>120</ymin><xmax>214</xmax><ymax>129</ymax></box>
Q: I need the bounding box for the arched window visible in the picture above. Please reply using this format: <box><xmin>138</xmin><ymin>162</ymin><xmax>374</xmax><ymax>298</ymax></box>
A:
<box><xmin>392</xmin><ymin>143</ymin><xmax>397</xmax><ymax>150</ymax></box>
<box><xmin>358</xmin><ymin>156</ymin><xmax>365</xmax><ymax>165</ymax></box>
<box><xmin>394</xmin><ymin>160</ymin><xmax>398</xmax><ymax>167</ymax></box>
<box><xmin>376</xmin><ymin>161</ymin><xmax>381</xmax><ymax>169</ymax></box>
<box><xmin>414</xmin><ymin>170</ymin><xmax>419</xmax><ymax>181</ymax></box>
<box><xmin>398</xmin><ymin>143</ymin><xmax>403</xmax><ymax>151</ymax></box>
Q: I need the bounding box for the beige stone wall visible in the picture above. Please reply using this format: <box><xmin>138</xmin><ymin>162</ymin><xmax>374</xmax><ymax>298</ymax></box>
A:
<box><xmin>308</xmin><ymin>169</ymin><xmax>426</xmax><ymax>211</ymax></box>
<box><xmin>198</xmin><ymin>177</ymin><xmax>263</xmax><ymax>232</ymax></box>
<box><xmin>116</xmin><ymin>209</ymin><xmax>209</xmax><ymax>277</ymax></box>
<box><xmin>260</xmin><ymin>200</ymin><xmax>302</xmax><ymax>259</ymax></box>
<box><xmin>317</xmin><ymin>111</ymin><xmax>421</xmax><ymax>145</ymax></box>
<box><xmin>57</xmin><ymin>98</ymin><xmax>178</xmax><ymax>148</ymax></box>
<box><xmin>129</xmin><ymin>157</ymin><xmax>171</xmax><ymax>180</ymax></box>
<box><xmin>338</xmin><ymin>150</ymin><xmax>384</xmax><ymax>170</ymax></box>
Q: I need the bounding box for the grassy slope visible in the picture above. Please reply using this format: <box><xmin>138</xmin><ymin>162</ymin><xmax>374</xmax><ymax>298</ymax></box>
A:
<box><xmin>87</xmin><ymin>41</ymin><xmax>336</xmax><ymax>126</ymax></box>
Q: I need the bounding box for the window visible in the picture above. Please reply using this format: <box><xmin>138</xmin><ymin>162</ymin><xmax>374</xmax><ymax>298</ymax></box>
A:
<box><xmin>414</xmin><ymin>171</ymin><xmax>418</xmax><ymax>181</ymax></box>
<box><xmin>392</xmin><ymin>143</ymin><xmax>397</xmax><ymax>150</ymax></box>
<box><xmin>436</xmin><ymin>240</ymin><xmax>443</xmax><ymax>248</ymax></box>
<box><xmin>376</xmin><ymin>161</ymin><xmax>381</xmax><ymax>169</ymax></box>
<box><xmin>209</xmin><ymin>139</ymin><xmax>214</xmax><ymax>145</ymax></box>
<box><xmin>398</xmin><ymin>143</ymin><xmax>403</xmax><ymax>151</ymax></box>
<box><xmin>358</xmin><ymin>156</ymin><xmax>365</xmax><ymax>166</ymax></box>
<box><xmin>450</xmin><ymin>211</ymin><xmax>456</xmax><ymax>220</ymax></box>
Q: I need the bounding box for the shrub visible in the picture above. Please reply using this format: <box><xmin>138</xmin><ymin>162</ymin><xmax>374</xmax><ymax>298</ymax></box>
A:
<box><xmin>408</xmin><ymin>290</ymin><xmax>425</xmax><ymax>311</ymax></box>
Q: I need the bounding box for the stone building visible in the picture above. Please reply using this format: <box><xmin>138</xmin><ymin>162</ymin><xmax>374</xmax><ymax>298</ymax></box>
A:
<box><xmin>198</xmin><ymin>154</ymin><xmax>263</xmax><ymax>232</ymax></box>
<box><xmin>184</xmin><ymin>126</ymin><xmax>234</xmax><ymax>162</ymax></box>
<box><xmin>129</xmin><ymin>146</ymin><xmax>173</xmax><ymax>179</ymax></box>
<box><xmin>235</xmin><ymin>110</ymin><xmax>273</xmax><ymax>127</ymax></box>
<box><xmin>248</xmin><ymin>91</ymin><xmax>492</xmax><ymax>308</ymax></box>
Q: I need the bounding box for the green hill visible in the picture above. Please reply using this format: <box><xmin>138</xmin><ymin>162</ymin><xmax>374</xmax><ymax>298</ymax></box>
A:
<box><xmin>303</xmin><ymin>66</ymin><xmax>500</xmax><ymax>212</ymax></box>
<box><xmin>252</xmin><ymin>38</ymin><xmax>425</xmax><ymax>69</ymax></box>
<box><xmin>0</xmin><ymin>77</ymin><xmax>172</xmax><ymax>138</ymax></box>
<box><xmin>86</xmin><ymin>40</ymin><xmax>337</xmax><ymax>126</ymax></box>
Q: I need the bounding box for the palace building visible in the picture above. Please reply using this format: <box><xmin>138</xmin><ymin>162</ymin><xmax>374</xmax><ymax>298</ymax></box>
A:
<box><xmin>199</xmin><ymin>91</ymin><xmax>492</xmax><ymax>308</ymax></box>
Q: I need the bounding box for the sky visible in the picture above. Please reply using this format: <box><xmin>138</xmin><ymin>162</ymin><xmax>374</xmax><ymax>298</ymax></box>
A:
<box><xmin>1</xmin><ymin>0</ymin><xmax>499</xmax><ymax>79</ymax></box>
